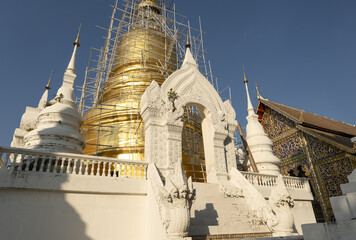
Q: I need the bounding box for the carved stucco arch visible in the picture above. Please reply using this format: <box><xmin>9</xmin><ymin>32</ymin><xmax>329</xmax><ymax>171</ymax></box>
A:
<box><xmin>141</xmin><ymin>50</ymin><xmax>238</xmax><ymax>183</ymax></box>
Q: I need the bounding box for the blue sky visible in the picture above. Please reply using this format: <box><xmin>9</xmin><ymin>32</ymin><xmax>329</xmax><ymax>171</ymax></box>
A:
<box><xmin>0</xmin><ymin>0</ymin><xmax>355</xmax><ymax>146</ymax></box>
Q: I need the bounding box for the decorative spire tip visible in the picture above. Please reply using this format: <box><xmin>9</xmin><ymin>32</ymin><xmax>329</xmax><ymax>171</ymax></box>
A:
<box><xmin>45</xmin><ymin>70</ymin><xmax>53</xmax><ymax>90</ymax></box>
<box><xmin>73</xmin><ymin>23</ymin><xmax>81</xmax><ymax>47</ymax></box>
<box><xmin>243</xmin><ymin>66</ymin><xmax>248</xmax><ymax>83</ymax></box>
<box><xmin>185</xmin><ymin>34</ymin><xmax>191</xmax><ymax>48</ymax></box>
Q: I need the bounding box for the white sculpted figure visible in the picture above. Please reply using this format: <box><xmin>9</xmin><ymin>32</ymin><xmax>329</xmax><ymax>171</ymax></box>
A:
<box><xmin>268</xmin><ymin>175</ymin><xmax>295</xmax><ymax>235</ymax></box>
<box><xmin>148</xmin><ymin>163</ymin><xmax>195</xmax><ymax>239</ymax></box>
<box><xmin>229</xmin><ymin>168</ymin><xmax>295</xmax><ymax>236</ymax></box>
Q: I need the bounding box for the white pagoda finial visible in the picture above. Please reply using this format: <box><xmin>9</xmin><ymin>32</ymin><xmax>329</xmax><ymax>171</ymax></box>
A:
<box><xmin>37</xmin><ymin>70</ymin><xmax>53</xmax><ymax>109</ymax></box>
<box><xmin>65</xmin><ymin>24</ymin><xmax>81</xmax><ymax>75</ymax></box>
<box><xmin>243</xmin><ymin>66</ymin><xmax>254</xmax><ymax>116</ymax></box>
<box><xmin>182</xmin><ymin>34</ymin><xmax>197</xmax><ymax>68</ymax></box>
<box><xmin>57</xmin><ymin>25</ymin><xmax>81</xmax><ymax>102</ymax></box>
<box><xmin>244</xmin><ymin>67</ymin><xmax>281</xmax><ymax>176</ymax></box>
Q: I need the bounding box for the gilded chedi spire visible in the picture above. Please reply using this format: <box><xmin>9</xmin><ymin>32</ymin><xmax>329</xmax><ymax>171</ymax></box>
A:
<box><xmin>23</xmin><ymin>29</ymin><xmax>85</xmax><ymax>153</ymax></box>
<box><xmin>244</xmin><ymin>69</ymin><xmax>280</xmax><ymax>175</ymax></box>
<box><xmin>81</xmin><ymin>2</ymin><xmax>176</xmax><ymax>159</ymax></box>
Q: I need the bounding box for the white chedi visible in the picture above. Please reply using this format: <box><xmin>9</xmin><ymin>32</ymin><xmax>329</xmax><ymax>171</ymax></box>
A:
<box><xmin>244</xmin><ymin>73</ymin><xmax>280</xmax><ymax>175</ymax></box>
<box><xmin>24</xmin><ymin>32</ymin><xmax>85</xmax><ymax>154</ymax></box>
<box><xmin>10</xmin><ymin>76</ymin><xmax>52</xmax><ymax>148</ymax></box>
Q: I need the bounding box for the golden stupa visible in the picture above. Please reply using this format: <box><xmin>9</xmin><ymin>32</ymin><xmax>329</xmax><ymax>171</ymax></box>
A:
<box><xmin>82</xmin><ymin>0</ymin><xmax>206</xmax><ymax>181</ymax></box>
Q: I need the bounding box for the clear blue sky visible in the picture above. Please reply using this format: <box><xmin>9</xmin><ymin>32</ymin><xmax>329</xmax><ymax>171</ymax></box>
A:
<box><xmin>0</xmin><ymin>0</ymin><xmax>355</xmax><ymax>146</ymax></box>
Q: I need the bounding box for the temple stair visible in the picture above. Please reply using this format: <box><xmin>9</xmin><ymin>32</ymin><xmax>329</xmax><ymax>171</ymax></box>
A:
<box><xmin>188</xmin><ymin>182</ymin><xmax>271</xmax><ymax>238</ymax></box>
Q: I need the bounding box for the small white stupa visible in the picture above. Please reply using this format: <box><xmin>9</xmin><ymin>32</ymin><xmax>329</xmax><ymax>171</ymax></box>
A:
<box><xmin>23</xmin><ymin>27</ymin><xmax>85</xmax><ymax>154</ymax></box>
<box><xmin>11</xmin><ymin>72</ymin><xmax>53</xmax><ymax>148</ymax></box>
<box><xmin>244</xmin><ymin>68</ymin><xmax>280</xmax><ymax>175</ymax></box>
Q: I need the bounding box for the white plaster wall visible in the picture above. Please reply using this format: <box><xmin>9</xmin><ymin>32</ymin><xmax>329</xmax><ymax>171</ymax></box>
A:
<box><xmin>302</xmin><ymin>220</ymin><xmax>356</xmax><ymax>240</ymax></box>
<box><xmin>0</xmin><ymin>172</ymin><xmax>147</xmax><ymax>240</ymax></box>
<box><xmin>0</xmin><ymin>189</ymin><xmax>146</xmax><ymax>240</ymax></box>
<box><xmin>145</xmin><ymin>182</ymin><xmax>167</xmax><ymax>240</ymax></box>
<box><xmin>292</xmin><ymin>200</ymin><xmax>316</xmax><ymax>234</ymax></box>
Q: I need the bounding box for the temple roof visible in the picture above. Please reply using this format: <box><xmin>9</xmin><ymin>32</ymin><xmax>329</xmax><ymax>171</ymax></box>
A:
<box><xmin>257</xmin><ymin>98</ymin><xmax>356</xmax><ymax>154</ymax></box>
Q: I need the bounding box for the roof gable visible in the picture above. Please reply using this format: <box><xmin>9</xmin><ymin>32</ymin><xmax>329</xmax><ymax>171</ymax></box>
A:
<box><xmin>257</xmin><ymin>98</ymin><xmax>356</xmax><ymax>154</ymax></box>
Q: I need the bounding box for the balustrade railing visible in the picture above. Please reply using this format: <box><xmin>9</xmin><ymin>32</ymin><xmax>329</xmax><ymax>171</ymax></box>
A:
<box><xmin>241</xmin><ymin>171</ymin><xmax>310</xmax><ymax>192</ymax></box>
<box><xmin>0</xmin><ymin>147</ymin><xmax>148</xmax><ymax>180</ymax></box>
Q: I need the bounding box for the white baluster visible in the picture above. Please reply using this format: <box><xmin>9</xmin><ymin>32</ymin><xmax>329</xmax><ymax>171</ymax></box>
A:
<box><xmin>45</xmin><ymin>156</ymin><xmax>52</xmax><ymax>173</ymax></box>
<box><xmin>73</xmin><ymin>159</ymin><xmax>78</xmax><ymax>174</ymax></box>
<box><xmin>60</xmin><ymin>157</ymin><xmax>65</xmax><ymax>173</ymax></box>
<box><xmin>5</xmin><ymin>153</ymin><xmax>11</xmax><ymax>171</ymax></box>
<box><xmin>24</xmin><ymin>155</ymin><xmax>32</xmax><ymax>172</ymax></box>
<box><xmin>9</xmin><ymin>153</ymin><xmax>16</xmax><ymax>172</ymax></box>
<box><xmin>19</xmin><ymin>153</ymin><xmax>26</xmax><ymax>171</ymax></box>
<box><xmin>78</xmin><ymin>159</ymin><xmax>83</xmax><ymax>175</ymax></box>
<box><xmin>54</xmin><ymin>157</ymin><xmax>59</xmax><ymax>174</ymax></box>
<box><xmin>67</xmin><ymin>158</ymin><xmax>72</xmax><ymax>174</ymax></box>
<box><xmin>11</xmin><ymin>153</ymin><xmax>19</xmax><ymax>171</ymax></box>
<box><xmin>85</xmin><ymin>160</ymin><xmax>89</xmax><ymax>176</ymax></box>
<box><xmin>118</xmin><ymin>164</ymin><xmax>122</xmax><ymax>178</ymax></box>
<box><xmin>124</xmin><ymin>164</ymin><xmax>128</xmax><ymax>178</ymax></box>
<box><xmin>102</xmin><ymin>161</ymin><xmax>107</xmax><ymax>177</ymax></box>
<box><xmin>108</xmin><ymin>162</ymin><xmax>113</xmax><ymax>177</ymax></box>
<box><xmin>90</xmin><ymin>161</ymin><xmax>95</xmax><ymax>176</ymax></box>
<box><xmin>129</xmin><ymin>164</ymin><xmax>132</xmax><ymax>178</ymax></box>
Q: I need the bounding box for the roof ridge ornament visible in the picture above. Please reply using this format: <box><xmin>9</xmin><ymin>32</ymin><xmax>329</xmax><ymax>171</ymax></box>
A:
<box><xmin>255</xmin><ymin>82</ymin><xmax>265</xmax><ymax>100</ymax></box>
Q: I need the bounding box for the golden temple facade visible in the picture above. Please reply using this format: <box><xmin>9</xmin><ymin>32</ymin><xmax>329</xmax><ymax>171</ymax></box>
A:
<box><xmin>81</xmin><ymin>0</ymin><xmax>206</xmax><ymax>182</ymax></box>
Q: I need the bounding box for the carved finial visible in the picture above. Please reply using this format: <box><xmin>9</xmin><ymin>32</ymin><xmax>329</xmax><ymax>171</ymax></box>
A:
<box><xmin>185</xmin><ymin>33</ymin><xmax>191</xmax><ymax>48</ymax></box>
<box><xmin>45</xmin><ymin>70</ymin><xmax>53</xmax><ymax>90</ymax></box>
<box><xmin>73</xmin><ymin>23</ymin><xmax>81</xmax><ymax>47</ymax></box>
<box><xmin>243</xmin><ymin>66</ymin><xmax>248</xmax><ymax>83</ymax></box>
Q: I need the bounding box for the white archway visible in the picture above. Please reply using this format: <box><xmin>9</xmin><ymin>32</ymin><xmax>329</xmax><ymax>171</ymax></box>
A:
<box><xmin>141</xmin><ymin>48</ymin><xmax>238</xmax><ymax>183</ymax></box>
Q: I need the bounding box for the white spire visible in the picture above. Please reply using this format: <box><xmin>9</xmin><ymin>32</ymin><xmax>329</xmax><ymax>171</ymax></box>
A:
<box><xmin>244</xmin><ymin>68</ymin><xmax>280</xmax><ymax>175</ymax></box>
<box><xmin>243</xmin><ymin>67</ymin><xmax>254</xmax><ymax>116</ymax></box>
<box><xmin>23</xmin><ymin>28</ymin><xmax>85</xmax><ymax>154</ymax></box>
<box><xmin>57</xmin><ymin>26</ymin><xmax>81</xmax><ymax>102</ymax></box>
<box><xmin>65</xmin><ymin>24</ymin><xmax>81</xmax><ymax>76</ymax></box>
<box><xmin>182</xmin><ymin>37</ymin><xmax>197</xmax><ymax>68</ymax></box>
<box><xmin>37</xmin><ymin>71</ymin><xmax>53</xmax><ymax>109</ymax></box>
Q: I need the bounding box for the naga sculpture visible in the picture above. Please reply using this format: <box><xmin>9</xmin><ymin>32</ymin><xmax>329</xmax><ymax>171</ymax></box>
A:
<box><xmin>148</xmin><ymin>163</ymin><xmax>196</xmax><ymax>239</ymax></box>
<box><xmin>268</xmin><ymin>175</ymin><xmax>295</xmax><ymax>235</ymax></box>
<box><xmin>229</xmin><ymin>168</ymin><xmax>295</xmax><ymax>236</ymax></box>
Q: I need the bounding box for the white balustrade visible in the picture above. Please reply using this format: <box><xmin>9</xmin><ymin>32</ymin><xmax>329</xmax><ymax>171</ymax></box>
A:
<box><xmin>0</xmin><ymin>146</ymin><xmax>148</xmax><ymax>180</ymax></box>
<box><xmin>241</xmin><ymin>171</ymin><xmax>310</xmax><ymax>192</ymax></box>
